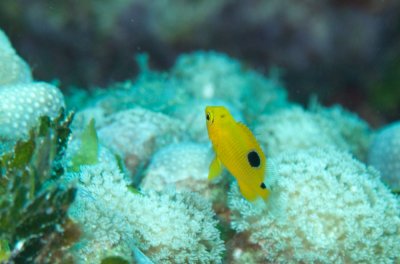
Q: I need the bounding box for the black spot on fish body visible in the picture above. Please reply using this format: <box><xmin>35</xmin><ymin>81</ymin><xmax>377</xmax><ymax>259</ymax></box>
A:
<box><xmin>247</xmin><ymin>150</ymin><xmax>261</xmax><ymax>167</ymax></box>
<box><xmin>260</xmin><ymin>182</ymin><xmax>266</xmax><ymax>189</ymax></box>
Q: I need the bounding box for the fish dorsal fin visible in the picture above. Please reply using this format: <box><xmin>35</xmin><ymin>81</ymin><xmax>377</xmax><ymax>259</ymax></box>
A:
<box><xmin>236</xmin><ymin>122</ymin><xmax>263</xmax><ymax>150</ymax></box>
<box><xmin>236</xmin><ymin>122</ymin><xmax>255</xmax><ymax>137</ymax></box>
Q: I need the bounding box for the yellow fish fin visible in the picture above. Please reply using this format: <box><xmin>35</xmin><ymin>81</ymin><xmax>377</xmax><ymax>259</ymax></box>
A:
<box><xmin>236</xmin><ymin>122</ymin><xmax>261</xmax><ymax>146</ymax></box>
<box><xmin>238</xmin><ymin>181</ymin><xmax>258</xmax><ymax>201</ymax></box>
<box><xmin>239</xmin><ymin>180</ymin><xmax>270</xmax><ymax>201</ymax></box>
<box><xmin>259</xmin><ymin>186</ymin><xmax>270</xmax><ymax>201</ymax></box>
<box><xmin>208</xmin><ymin>156</ymin><xmax>223</xmax><ymax>180</ymax></box>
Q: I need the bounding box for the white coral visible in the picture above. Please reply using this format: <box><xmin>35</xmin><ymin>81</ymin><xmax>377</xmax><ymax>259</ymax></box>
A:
<box><xmin>171</xmin><ymin>51</ymin><xmax>288</xmax><ymax>119</ymax></box>
<box><xmin>0</xmin><ymin>29</ymin><xmax>32</xmax><ymax>85</ymax></box>
<box><xmin>172</xmin><ymin>51</ymin><xmax>246</xmax><ymax>104</ymax></box>
<box><xmin>69</xmin><ymin>148</ymin><xmax>224</xmax><ymax>264</ymax></box>
<box><xmin>368</xmin><ymin>121</ymin><xmax>400</xmax><ymax>191</ymax></box>
<box><xmin>0</xmin><ymin>82</ymin><xmax>65</xmax><ymax>141</ymax></box>
<box><xmin>97</xmin><ymin>107</ymin><xmax>184</xmax><ymax>176</ymax></box>
<box><xmin>141</xmin><ymin>142</ymin><xmax>213</xmax><ymax>193</ymax></box>
<box><xmin>229</xmin><ymin>148</ymin><xmax>400</xmax><ymax>264</ymax></box>
<box><xmin>310</xmin><ymin>102</ymin><xmax>373</xmax><ymax>160</ymax></box>
<box><xmin>255</xmin><ymin>105</ymin><xmax>372</xmax><ymax>160</ymax></box>
<box><xmin>255</xmin><ymin>106</ymin><xmax>334</xmax><ymax>156</ymax></box>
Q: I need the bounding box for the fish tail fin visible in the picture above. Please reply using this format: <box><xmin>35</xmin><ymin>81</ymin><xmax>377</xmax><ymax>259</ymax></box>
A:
<box><xmin>260</xmin><ymin>188</ymin><xmax>270</xmax><ymax>201</ymax></box>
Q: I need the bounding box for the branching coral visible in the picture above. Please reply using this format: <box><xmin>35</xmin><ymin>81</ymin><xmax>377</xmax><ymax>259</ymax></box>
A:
<box><xmin>0</xmin><ymin>29</ymin><xmax>32</xmax><ymax>85</ymax></box>
<box><xmin>68</xmin><ymin>147</ymin><xmax>225</xmax><ymax>264</ymax></box>
<box><xmin>229</xmin><ymin>148</ymin><xmax>400</xmax><ymax>264</ymax></box>
<box><xmin>0</xmin><ymin>82</ymin><xmax>65</xmax><ymax>143</ymax></box>
<box><xmin>368</xmin><ymin>121</ymin><xmax>400</xmax><ymax>192</ymax></box>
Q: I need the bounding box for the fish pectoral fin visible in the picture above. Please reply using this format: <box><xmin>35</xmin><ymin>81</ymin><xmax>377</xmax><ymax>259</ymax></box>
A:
<box><xmin>208</xmin><ymin>156</ymin><xmax>222</xmax><ymax>180</ymax></box>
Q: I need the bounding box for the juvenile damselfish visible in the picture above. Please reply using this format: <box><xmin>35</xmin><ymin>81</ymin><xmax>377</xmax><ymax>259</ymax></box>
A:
<box><xmin>205</xmin><ymin>106</ymin><xmax>269</xmax><ymax>201</ymax></box>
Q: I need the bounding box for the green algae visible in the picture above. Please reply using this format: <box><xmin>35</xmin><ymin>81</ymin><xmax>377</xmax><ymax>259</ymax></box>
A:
<box><xmin>0</xmin><ymin>110</ymin><xmax>77</xmax><ymax>263</ymax></box>
<box><xmin>69</xmin><ymin>118</ymin><xmax>99</xmax><ymax>172</ymax></box>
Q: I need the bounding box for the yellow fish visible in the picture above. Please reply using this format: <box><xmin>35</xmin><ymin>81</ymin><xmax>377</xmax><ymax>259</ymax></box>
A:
<box><xmin>205</xmin><ymin>106</ymin><xmax>269</xmax><ymax>201</ymax></box>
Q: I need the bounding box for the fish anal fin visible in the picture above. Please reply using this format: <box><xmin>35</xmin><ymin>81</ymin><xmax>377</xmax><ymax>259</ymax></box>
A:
<box><xmin>208</xmin><ymin>156</ymin><xmax>222</xmax><ymax>180</ymax></box>
<box><xmin>238</xmin><ymin>181</ymin><xmax>258</xmax><ymax>201</ymax></box>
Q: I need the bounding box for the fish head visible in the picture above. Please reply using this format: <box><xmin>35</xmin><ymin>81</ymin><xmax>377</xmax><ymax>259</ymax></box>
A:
<box><xmin>205</xmin><ymin>106</ymin><xmax>233</xmax><ymax>130</ymax></box>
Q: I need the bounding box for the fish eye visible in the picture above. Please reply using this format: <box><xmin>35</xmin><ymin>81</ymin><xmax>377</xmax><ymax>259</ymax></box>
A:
<box><xmin>206</xmin><ymin>113</ymin><xmax>210</xmax><ymax>121</ymax></box>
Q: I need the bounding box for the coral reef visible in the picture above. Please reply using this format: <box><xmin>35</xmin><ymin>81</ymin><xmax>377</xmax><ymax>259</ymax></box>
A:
<box><xmin>68</xmin><ymin>147</ymin><xmax>225</xmax><ymax>264</ymax></box>
<box><xmin>1</xmin><ymin>24</ymin><xmax>399</xmax><ymax>263</ymax></box>
<box><xmin>142</xmin><ymin>143</ymin><xmax>212</xmax><ymax>192</ymax></box>
<box><xmin>229</xmin><ymin>148</ymin><xmax>400</xmax><ymax>263</ymax></box>
<box><xmin>255</xmin><ymin>106</ymin><xmax>333</xmax><ymax>157</ymax></box>
<box><xmin>96</xmin><ymin>107</ymin><xmax>184</xmax><ymax>178</ymax></box>
<box><xmin>170</xmin><ymin>51</ymin><xmax>288</xmax><ymax>121</ymax></box>
<box><xmin>69</xmin><ymin>68</ymin><xmax>188</xmax><ymax>117</ymax></box>
<box><xmin>0</xmin><ymin>30</ymin><xmax>66</xmax><ymax>151</ymax></box>
<box><xmin>368</xmin><ymin>121</ymin><xmax>400</xmax><ymax>192</ymax></box>
<box><xmin>69</xmin><ymin>51</ymin><xmax>287</xmax><ymax>125</ymax></box>
<box><xmin>141</xmin><ymin>142</ymin><xmax>223</xmax><ymax>199</ymax></box>
<box><xmin>255</xmin><ymin>104</ymin><xmax>372</xmax><ymax>160</ymax></box>
<box><xmin>0</xmin><ymin>82</ymin><xmax>65</xmax><ymax>143</ymax></box>
<box><xmin>69</xmin><ymin>50</ymin><xmax>288</xmax><ymax>150</ymax></box>
<box><xmin>310</xmin><ymin>102</ymin><xmax>373</xmax><ymax>160</ymax></box>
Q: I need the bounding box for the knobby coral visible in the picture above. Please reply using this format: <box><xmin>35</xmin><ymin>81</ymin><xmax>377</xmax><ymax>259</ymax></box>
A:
<box><xmin>368</xmin><ymin>121</ymin><xmax>400</xmax><ymax>192</ymax></box>
<box><xmin>142</xmin><ymin>142</ymin><xmax>213</xmax><ymax>193</ymax></box>
<box><xmin>0</xmin><ymin>82</ymin><xmax>65</xmax><ymax>142</ymax></box>
<box><xmin>0</xmin><ymin>29</ymin><xmax>32</xmax><ymax>85</ymax></box>
<box><xmin>229</xmin><ymin>148</ymin><xmax>400</xmax><ymax>264</ymax></box>
<box><xmin>96</xmin><ymin>107</ymin><xmax>184</xmax><ymax>178</ymax></box>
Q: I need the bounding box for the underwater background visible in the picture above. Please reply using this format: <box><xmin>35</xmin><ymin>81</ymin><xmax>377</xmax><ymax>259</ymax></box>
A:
<box><xmin>0</xmin><ymin>1</ymin><xmax>399</xmax><ymax>263</ymax></box>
